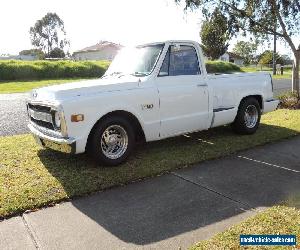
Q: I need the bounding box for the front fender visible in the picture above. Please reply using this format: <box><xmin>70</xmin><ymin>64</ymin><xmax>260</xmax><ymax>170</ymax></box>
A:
<box><xmin>61</xmin><ymin>89</ymin><xmax>160</xmax><ymax>153</ymax></box>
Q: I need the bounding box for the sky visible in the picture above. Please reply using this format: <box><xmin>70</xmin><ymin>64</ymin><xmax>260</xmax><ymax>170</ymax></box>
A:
<box><xmin>0</xmin><ymin>0</ymin><xmax>295</xmax><ymax>57</ymax></box>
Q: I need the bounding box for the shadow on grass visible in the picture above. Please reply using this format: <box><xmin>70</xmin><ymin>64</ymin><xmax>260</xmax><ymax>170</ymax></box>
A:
<box><xmin>37</xmin><ymin>124</ymin><xmax>300</xmax><ymax>245</ymax></box>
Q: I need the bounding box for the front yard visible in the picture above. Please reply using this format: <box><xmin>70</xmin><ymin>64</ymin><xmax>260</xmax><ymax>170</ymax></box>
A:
<box><xmin>1</xmin><ymin>109</ymin><xmax>300</xmax><ymax>218</ymax></box>
<box><xmin>242</xmin><ymin>66</ymin><xmax>294</xmax><ymax>80</ymax></box>
<box><xmin>0</xmin><ymin>78</ymin><xmax>91</xmax><ymax>94</ymax></box>
<box><xmin>191</xmin><ymin>206</ymin><xmax>300</xmax><ymax>250</ymax></box>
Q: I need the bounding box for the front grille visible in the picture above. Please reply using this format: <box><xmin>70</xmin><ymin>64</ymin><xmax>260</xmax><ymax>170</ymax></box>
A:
<box><xmin>28</xmin><ymin>103</ymin><xmax>51</xmax><ymax>113</ymax></box>
<box><xmin>28</xmin><ymin>103</ymin><xmax>54</xmax><ymax>131</ymax></box>
<box><xmin>30</xmin><ymin>117</ymin><xmax>54</xmax><ymax>130</ymax></box>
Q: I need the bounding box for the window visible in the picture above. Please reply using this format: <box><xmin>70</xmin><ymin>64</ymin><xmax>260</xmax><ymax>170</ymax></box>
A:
<box><xmin>159</xmin><ymin>45</ymin><xmax>200</xmax><ymax>76</ymax></box>
<box><xmin>106</xmin><ymin>44</ymin><xmax>164</xmax><ymax>77</ymax></box>
<box><xmin>159</xmin><ymin>49</ymin><xmax>170</xmax><ymax>76</ymax></box>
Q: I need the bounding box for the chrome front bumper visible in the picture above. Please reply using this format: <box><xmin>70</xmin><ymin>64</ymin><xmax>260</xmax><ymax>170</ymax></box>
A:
<box><xmin>28</xmin><ymin>123</ymin><xmax>76</xmax><ymax>154</ymax></box>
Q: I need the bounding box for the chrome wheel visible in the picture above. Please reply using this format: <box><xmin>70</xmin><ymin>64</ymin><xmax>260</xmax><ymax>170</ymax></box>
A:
<box><xmin>101</xmin><ymin>125</ymin><xmax>128</xmax><ymax>160</ymax></box>
<box><xmin>244</xmin><ymin>105</ymin><xmax>258</xmax><ymax>129</ymax></box>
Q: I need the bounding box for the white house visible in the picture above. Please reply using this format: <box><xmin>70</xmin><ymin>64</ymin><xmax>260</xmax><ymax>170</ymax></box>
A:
<box><xmin>219</xmin><ymin>52</ymin><xmax>244</xmax><ymax>65</ymax></box>
<box><xmin>73</xmin><ymin>41</ymin><xmax>122</xmax><ymax>61</ymax></box>
<box><xmin>0</xmin><ymin>54</ymin><xmax>38</xmax><ymax>61</ymax></box>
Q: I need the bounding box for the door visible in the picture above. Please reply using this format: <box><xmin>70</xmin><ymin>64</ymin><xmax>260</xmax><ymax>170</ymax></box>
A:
<box><xmin>155</xmin><ymin>44</ymin><xmax>209</xmax><ymax>138</ymax></box>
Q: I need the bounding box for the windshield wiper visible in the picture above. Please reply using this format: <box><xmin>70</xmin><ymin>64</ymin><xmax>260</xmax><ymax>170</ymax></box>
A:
<box><xmin>102</xmin><ymin>71</ymin><xmax>124</xmax><ymax>78</ymax></box>
<box><xmin>131</xmin><ymin>72</ymin><xmax>147</xmax><ymax>77</ymax></box>
<box><xmin>110</xmin><ymin>71</ymin><xmax>123</xmax><ymax>76</ymax></box>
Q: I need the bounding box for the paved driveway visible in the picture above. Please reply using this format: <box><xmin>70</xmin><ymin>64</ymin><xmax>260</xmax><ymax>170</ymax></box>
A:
<box><xmin>0</xmin><ymin>79</ymin><xmax>293</xmax><ymax>137</ymax></box>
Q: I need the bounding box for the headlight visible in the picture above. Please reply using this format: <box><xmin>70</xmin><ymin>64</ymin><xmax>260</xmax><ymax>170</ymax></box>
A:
<box><xmin>50</xmin><ymin>106</ymin><xmax>67</xmax><ymax>136</ymax></box>
<box><xmin>53</xmin><ymin>111</ymin><xmax>61</xmax><ymax>129</ymax></box>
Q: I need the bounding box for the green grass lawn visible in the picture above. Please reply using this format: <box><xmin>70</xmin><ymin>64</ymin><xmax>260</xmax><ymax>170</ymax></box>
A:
<box><xmin>242</xmin><ymin>66</ymin><xmax>293</xmax><ymax>80</ymax></box>
<box><xmin>191</xmin><ymin>206</ymin><xmax>300</xmax><ymax>250</ymax></box>
<box><xmin>0</xmin><ymin>109</ymin><xmax>300</xmax><ymax>218</ymax></box>
<box><xmin>0</xmin><ymin>78</ymin><xmax>94</xmax><ymax>94</ymax></box>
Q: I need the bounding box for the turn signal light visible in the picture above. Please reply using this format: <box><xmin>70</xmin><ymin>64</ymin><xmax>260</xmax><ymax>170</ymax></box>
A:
<box><xmin>71</xmin><ymin>114</ymin><xmax>84</xmax><ymax>122</ymax></box>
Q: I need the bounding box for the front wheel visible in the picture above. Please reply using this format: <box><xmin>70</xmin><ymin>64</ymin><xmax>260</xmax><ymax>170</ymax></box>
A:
<box><xmin>232</xmin><ymin>97</ymin><xmax>261</xmax><ymax>135</ymax></box>
<box><xmin>87</xmin><ymin>116</ymin><xmax>135</xmax><ymax>166</ymax></box>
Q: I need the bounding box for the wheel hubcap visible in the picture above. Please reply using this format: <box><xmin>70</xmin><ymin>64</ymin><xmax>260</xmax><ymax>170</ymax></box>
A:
<box><xmin>101</xmin><ymin>125</ymin><xmax>128</xmax><ymax>160</ymax></box>
<box><xmin>244</xmin><ymin>105</ymin><xmax>258</xmax><ymax>129</ymax></box>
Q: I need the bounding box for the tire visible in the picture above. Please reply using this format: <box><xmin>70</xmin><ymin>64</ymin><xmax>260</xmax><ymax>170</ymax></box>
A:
<box><xmin>232</xmin><ymin>97</ymin><xmax>261</xmax><ymax>135</ymax></box>
<box><xmin>87</xmin><ymin>116</ymin><xmax>135</xmax><ymax>166</ymax></box>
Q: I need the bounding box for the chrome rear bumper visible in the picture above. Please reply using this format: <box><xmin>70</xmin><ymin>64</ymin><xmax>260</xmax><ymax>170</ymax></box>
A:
<box><xmin>263</xmin><ymin>99</ymin><xmax>279</xmax><ymax>114</ymax></box>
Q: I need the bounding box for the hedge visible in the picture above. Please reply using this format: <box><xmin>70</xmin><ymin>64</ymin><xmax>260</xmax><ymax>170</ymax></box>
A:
<box><xmin>0</xmin><ymin>60</ymin><xmax>110</xmax><ymax>81</ymax></box>
<box><xmin>205</xmin><ymin>60</ymin><xmax>242</xmax><ymax>74</ymax></box>
<box><xmin>0</xmin><ymin>60</ymin><xmax>241</xmax><ymax>81</ymax></box>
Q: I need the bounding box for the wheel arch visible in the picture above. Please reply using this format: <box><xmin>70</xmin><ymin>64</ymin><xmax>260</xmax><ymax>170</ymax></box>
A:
<box><xmin>238</xmin><ymin>95</ymin><xmax>263</xmax><ymax>111</ymax></box>
<box><xmin>86</xmin><ymin>110</ymin><xmax>146</xmax><ymax>151</ymax></box>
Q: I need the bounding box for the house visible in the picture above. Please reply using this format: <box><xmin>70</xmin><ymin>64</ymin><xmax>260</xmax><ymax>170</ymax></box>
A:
<box><xmin>219</xmin><ymin>52</ymin><xmax>244</xmax><ymax>65</ymax></box>
<box><xmin>73</xmin><ymin>41</ymin><xmax>122</xmax><ymax>61</ymax></box>
<box><xmin>0</xmin><ymin>54</ymin><xmax>38</xmax><ymax>61</ymax></box>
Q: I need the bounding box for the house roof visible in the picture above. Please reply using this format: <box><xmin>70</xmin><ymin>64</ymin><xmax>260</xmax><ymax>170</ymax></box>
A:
<box><xmin>227</xmin><ymin>52</ymin><xmax>244</xmax><ymax>60</ymax></box>
<box><xmin>74</xmin><ymin>41</ymin><xmax>123</xmax><ymax>54</ymax></box>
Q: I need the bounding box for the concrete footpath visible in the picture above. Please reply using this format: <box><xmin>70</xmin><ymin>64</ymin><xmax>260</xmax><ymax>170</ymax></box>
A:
<box><xmin>1</xmin><ymin>136</ymin><xmax>299</xmax><ymax>250</ymax></box>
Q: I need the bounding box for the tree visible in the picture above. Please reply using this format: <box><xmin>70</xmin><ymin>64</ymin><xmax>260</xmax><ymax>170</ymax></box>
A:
<box><xmin>49</xmin><ymin>47</ymin><xmax>65</xmax><ymax>58</ymax></box>
<box><xmin>19</xmin><ymin>49</ymin><xmax>45</xmax><ymax>59</ymax></box>
<box><xmin>258</xmin><ymin>50</ymin><xmax>283</xmax><ymax>65</ymax></box>
<box><xmin>233</xmin><ymin>41</ymin><xmax>257</xmax><ymax>65</ymax></box>
<box><xmin>30</xmin><ymin>13</ymin><xmax>70</xmax><ymax>57</ymax></box>
<box><xmin>177</xmin><ymin>0</ymin><xmax>300</xmax><ymax>96</ymax></box>
<box><xmin>200</xmin><ymin>8</ymin><xmax>230</xmax><ymax>60</ymax></box>
<box><xmin>281</xmin><ymin>54</ymin><xmax>293</xmax><ymax>65</ymax></box>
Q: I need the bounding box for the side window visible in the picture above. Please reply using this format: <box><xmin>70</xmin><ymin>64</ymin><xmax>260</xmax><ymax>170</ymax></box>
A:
<box><xmin>159</xmin><ymin>45</ymin><xmax>200</xmax><ymax>76</ymax></box>
<box><xmin>158</xmin><ymin>49</ymin><xmax>169</xmax><ymax>76</ymax></box>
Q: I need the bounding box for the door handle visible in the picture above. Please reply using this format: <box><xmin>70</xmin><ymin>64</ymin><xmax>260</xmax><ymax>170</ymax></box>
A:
<box><xmin>197</xmin><ymin>84</ymin><xmax>208</xmax><ymax>87</ymax></box>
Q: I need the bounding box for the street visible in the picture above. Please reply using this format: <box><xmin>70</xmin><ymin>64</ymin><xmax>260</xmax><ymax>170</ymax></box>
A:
<box><xmin>272</xmin><ymin>79</ymin><xmax>292</xmax><ymax>96</ymax></box>
<box><xmin>0</xmin><ymin>93</ymin><xmax>29</xmax><ymax>136</ymax></box>
<box><xmin>0</xmin><ymin>79</ymin><xmax>292</xmax><ymax>136</ymax></box>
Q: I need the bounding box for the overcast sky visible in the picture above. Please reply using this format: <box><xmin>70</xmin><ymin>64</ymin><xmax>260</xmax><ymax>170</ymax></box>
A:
<box><xmin>0</xmin><ymin>0</ymin><xmax>294</xmax><ymax>56</ymax></box>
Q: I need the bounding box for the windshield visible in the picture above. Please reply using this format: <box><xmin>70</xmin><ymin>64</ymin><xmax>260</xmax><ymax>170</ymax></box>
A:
<box><xmin>104</xmin><ymin>44</ymin><xmax>164</xmax><ymax>77</ymax></box>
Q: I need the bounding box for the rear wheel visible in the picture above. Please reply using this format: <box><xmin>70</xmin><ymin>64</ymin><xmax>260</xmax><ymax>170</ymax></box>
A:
<box><xmin>88</xmin><ymin>116</ymin><xmax>135</xmax><ymax>166</ymax></box>
<box><xmin>232</xmin><ymin>97</ymin><xmax>261</xmax><ymax>134</ymax></box>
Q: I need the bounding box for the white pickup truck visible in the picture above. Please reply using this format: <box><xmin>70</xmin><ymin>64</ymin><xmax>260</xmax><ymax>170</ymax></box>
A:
<box><xmin>27</xmin><ymin>40</ymin><xmax>279</xmax><ymax>165</ymax></box>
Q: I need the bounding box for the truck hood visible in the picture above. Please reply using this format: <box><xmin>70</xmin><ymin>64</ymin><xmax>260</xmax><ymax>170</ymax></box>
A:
<box><xmin>30</xmin><ymin>76</ymin><xmax>141</xmax><ymax>102</ymax></box>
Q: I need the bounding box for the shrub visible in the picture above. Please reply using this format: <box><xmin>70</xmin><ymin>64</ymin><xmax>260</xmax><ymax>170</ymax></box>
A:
<box><xmin>205</xmin><ymin>61</ymin><xmax>242</xmax><ymax>74</ymax></box>
<box><xmin>277</xmin><ymin>91</ymin><xmax>300</xmax><ymax>109</ymax></box>
<box><xmin>49</xmin><ymin>48</ymin><xmax>65</xmax><ymax>58</ymax></box>
<box><xmin>0</xmin><ymin>60</ymin><xmax>110</xmax><ymax>81</ymax></box>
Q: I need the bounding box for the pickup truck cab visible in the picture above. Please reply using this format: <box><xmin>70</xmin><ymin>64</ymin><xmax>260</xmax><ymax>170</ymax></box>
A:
<box><xmin>27</xmin><ymin>40</ymin><xmax>279</xmax><ymax>165</ymax></box>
